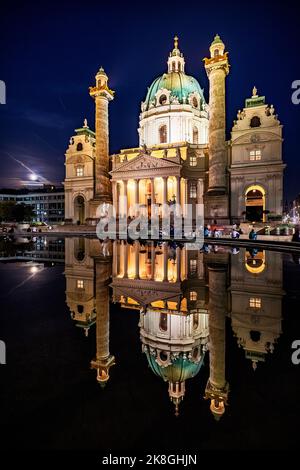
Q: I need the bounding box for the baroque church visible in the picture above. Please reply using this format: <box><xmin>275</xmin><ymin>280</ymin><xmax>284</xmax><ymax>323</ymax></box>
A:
<box><xmin>64</xmin><ymin>35</ymin><xmax>285</xmax><ymax>225</ymax></box>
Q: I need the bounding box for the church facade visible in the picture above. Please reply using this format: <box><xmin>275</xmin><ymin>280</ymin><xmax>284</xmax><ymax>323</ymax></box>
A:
<box><xmin>64</xmin><ymin>35</ymin><xmax>285</xmax><ymax>225</ymax></box>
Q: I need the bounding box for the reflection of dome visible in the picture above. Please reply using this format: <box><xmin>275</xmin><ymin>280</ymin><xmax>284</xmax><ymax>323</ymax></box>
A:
<box><xmin>144</xmin><ymin>72</ymin><xmax>205</xmax><ymax>111</ymax></box>
<box><xmin>145</xmin><ymin>350</ymin><xmax>204</xmax><ymax>382</ymax></box>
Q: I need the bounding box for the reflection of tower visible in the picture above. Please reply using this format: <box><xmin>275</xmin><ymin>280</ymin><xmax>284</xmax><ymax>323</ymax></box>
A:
<box><xmin>230</xmin><ymin>249</ymin><xmax>283</xmax><ymax>370</ymax></box>
<box><xmin>91</xmin><ymin>254</ymin><xmax>115</xmax><ymax>387</ymax></box>
<box><xmin>205</xmin><ymin>264</ymin><xmax>229</xmax><ymax>420</ymax></box>
<box><xmin>64</xmin><ymin>238</ymin><xmax>96</xmax><ymax>336</ymax></box>
<box><xmin>204</xmin><ymin>35</ymin><xmax>230</xmax><ymax>222</ymax></box>
<box><xmin>141</xmin><ymin>309</ymin><xmax>209</xmax><ymax>416</ymax></box>
<box><xmin>89</xmin><ymin>67</ymin><xmax>114</xmax><ymax>204</ymax></box>
<box><xmin>111</xmin><ymin>241</ymin><xmax>209</xmax><ymax>415</ymax></box>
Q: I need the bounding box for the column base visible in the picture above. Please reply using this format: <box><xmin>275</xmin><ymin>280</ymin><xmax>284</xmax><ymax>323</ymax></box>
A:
<box><xmin>87</xmin><ymin>197</ymin><xmax>113</xmax><ymax>224</ymax></box>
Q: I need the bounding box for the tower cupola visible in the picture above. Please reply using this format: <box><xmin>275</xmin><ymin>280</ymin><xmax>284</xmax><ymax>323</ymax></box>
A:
<box><xmin>209</xmin><ymin>34</ymin><xmax>225</xmax><ymax>58</ymax></box>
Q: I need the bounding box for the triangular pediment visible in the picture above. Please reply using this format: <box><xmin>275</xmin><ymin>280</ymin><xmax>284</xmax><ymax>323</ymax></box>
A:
<box><xmin>110</xmin><ymin>152</ymin><xmax>181</xmax><ymax>176</ymax></box>
<box><xmin>111</xmin><ymin>279</ymin><xmax>181</xmax><ymax>307</ymax></box>
<box><xmin>113</xmin><ymin>286</ymin><xmax>179</xmax><ymax>307</ymax></box>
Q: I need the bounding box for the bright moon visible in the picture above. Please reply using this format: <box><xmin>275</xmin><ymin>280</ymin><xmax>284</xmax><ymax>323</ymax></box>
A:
<box><xmin>29</xmin><ymin>173</ymin><xmax>38</xmax><ymax>181</ymax></box>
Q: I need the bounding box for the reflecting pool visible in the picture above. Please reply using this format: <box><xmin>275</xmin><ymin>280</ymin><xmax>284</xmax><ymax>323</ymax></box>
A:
<box><xmin>1</xmin><ymin>236</ymin><xmax>300</xmax><ymax>450</ymax></box>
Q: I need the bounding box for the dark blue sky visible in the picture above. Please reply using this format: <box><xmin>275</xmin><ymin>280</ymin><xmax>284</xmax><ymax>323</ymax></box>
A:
<box><xmin>1</xmin><ymin>0</ymin><xmax>299</xmax><ymax>200</ymax></box>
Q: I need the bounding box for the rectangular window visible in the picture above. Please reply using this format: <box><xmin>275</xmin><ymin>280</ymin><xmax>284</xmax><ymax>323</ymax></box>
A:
<box><xmin>190</xmin><ymin>155</ymin><xmax>197</xmax><ymax>167</ymax></box>
<box><xmin>249</xmin><ymin>297</ymin><xmax>261</xmax><ymax>308</ymax></box>
<box><xmin>249</xmin><ymin>150</ymin><xmax>261</xmax><ymax>161</ymax></box>
<box><xmin>76</xmin><ymin>167</ymin><xmax>84</xmax><ymax>177</ymax></box>
<box><xmin>189</xmin><ymin>182</ymin><xmax>197</xmax><ymax>199</ymax></box>
<box><xmin>77</xmin><ymin>279</ymin><xmax>84</xmax><ymax>289</ymax></box>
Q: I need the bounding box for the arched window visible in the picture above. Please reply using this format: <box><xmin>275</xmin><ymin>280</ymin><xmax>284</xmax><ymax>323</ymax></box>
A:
<box><xmin>75</xmin><ymin>237</ymin><xmax>85</xmax><ymax>261</ymax></box>
<box><xmin>159</xmin><ymin>94</ymin><xmax>167</xmax><ymax>105</ymax></box>
<box><xmin>159</xmin><ymin>351</ymin><xmax>168</xmax><ymax>362</ymax></box>
<box><xmin>250</xmin><ymin>116</ymin><xmax>261</xmax><ymax>128</ymax></box>
<box><xmin>178</xmin><ymin>63</ymin><xmax>181</xmax><ymax>72</ymax></box>
<box><xmin>159</xmin><ymin>313</ymin><xmax>168</xmax><ymax>331</ymax></box>
<box><xmin>193</xmin><ymin>127</ymin><xmax>199</xmax><ymax>144</ymax></box>
<box><xmin>193</xmin><ymin>313</ymin><xmax>199</xmax><ymax>329</ymax></box>
<box><xmin>76</xmin><ymin>142</ymin><xmax>83</xmax><ymax>151</ymax></box>
<box><xmin>159</xmin><ymin>125</ymin><xmax>167</xmax><ymax>143</ymax></box>
<box><xmin>250</xmin><ymin>330</ymin><xmax>261</xmax><ymax>342</ymax></box>
<box><xmin>77</xmin><ymin>305</ymin><xmax>84</xmax><ymax>314</ymax></box>
<box><xmin>172</xmin><ymin>62</ymin><xmax>176</xmax><ymax>72</ymax></box>
<box><xmin>192</xmin><ymin>97</ymin><xmax>198</xmax><ymax>108</ymax></box>
<box><xmin>214</xmin><ymin>49</ymin><xmax>219</xmax><ymax>57</ymax></box>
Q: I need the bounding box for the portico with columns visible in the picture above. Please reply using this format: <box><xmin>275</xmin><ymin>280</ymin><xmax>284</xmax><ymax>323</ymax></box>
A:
<box><xmin>110</xmin><ymin>151</ymin><xmax>205</xmax><ymax>219</ymax></box>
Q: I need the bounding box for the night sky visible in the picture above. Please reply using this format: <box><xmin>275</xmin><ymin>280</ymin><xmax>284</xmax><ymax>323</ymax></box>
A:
<box><xmin>1</xmin><ymin>0</ymin><xmax>299</xmax><ymax>201</ymax></box>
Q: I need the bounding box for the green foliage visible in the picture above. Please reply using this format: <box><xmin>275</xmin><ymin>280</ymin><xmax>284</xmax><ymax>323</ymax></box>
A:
<box><xmin>0</xmin><ymin>202</ymin><xmax>35</xmax><ymax>222</ymax></box>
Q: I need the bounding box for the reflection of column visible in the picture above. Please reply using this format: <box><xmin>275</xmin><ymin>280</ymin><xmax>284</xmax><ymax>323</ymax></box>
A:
<box><xmin>124</xmin><ymin>242</ymin><xmax>128</xmax><ymax>278</ymax></box>
<box><xmin>205</xmin><ymin>265</ymin><xmax>229</xmax><ymax>420</ymax></box>
<box><xmin>205</xmin><ymin>37</ymin><xmax>229</xmax><ymax>194</ymax></box>
<box><xmin>134</xmin><ymin>241</ymin><xmax>139</xmax><ymax>279</ymax></box>
<box><xmin>90</xmin><ymin>258</ymin><xmax>115</xmax><ymax>387</ymax></box>
<box><xmin>197</xmin><ymin>179</ymin><xmax>204</xmax><ymax>205</ymax></box>
<box><xmin>176</xmin><ymin>246</ymin><xmax>181</xmax><ymax>282</ymax></box>
<box><xmin>113</xmin><ymin>241</ymin><xmax>118</xmax><ymax>277</ymax></box>
<box><xmin>151</xmin><ymin>243</ymin><xmax>155</xmax><ymax>280</ymax></box>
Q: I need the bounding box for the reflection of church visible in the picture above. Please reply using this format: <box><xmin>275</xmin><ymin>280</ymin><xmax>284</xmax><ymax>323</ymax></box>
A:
<box><xmin>230</xmin><ymin>249</ymin><xmax>284</xmax><ymax>370</ymax></box>
<box><xmin>64</xmin><ymin>239</ymin><xmax>283</xmax><ymax>418</ymax></box>
<box><xmin>64</xmin><ymin>35</ymin><xmax>285</xmax><ymax>225</ymax></box>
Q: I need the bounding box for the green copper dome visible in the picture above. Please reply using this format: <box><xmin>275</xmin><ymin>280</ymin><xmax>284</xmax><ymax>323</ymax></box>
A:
<box><xmin>146</xmin><ymin>351</ymin><xmax>204</xmax><ymax>383</ymax></box>
<box><xmin>144</xmin><ymin>71</ymin><xmax>205</xmax><ymax>110</ymax></box>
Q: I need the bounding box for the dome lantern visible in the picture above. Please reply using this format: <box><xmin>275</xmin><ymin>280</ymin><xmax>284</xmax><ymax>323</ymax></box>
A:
<box><xmin>167</xmin><ymin>35</ymin><xmax>185</xmax><ymax>73</ymax></box>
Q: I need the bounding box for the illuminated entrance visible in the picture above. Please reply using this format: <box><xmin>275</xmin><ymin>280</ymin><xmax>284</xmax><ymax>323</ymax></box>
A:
<box><xmin>245</xmin><ymin>185</ymin><xmax>265</xmax><ymax>222</ymax></box>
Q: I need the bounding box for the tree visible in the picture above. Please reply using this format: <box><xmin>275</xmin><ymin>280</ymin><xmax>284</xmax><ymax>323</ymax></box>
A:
<box><xmin>0</xmin><ymin>201</ymin><xmax>34</xmax><ymax>222</ymax></box>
